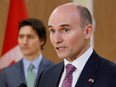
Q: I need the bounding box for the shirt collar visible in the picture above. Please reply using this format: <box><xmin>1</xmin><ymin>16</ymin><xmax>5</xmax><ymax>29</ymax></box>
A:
<box><xmin>64</xmin><ymin>47</ymin><xmax>93</xmax><ymax>71</ymax></box>
<box><xmin>23</xmin><ymin>54</ymin><xmax>43</xmax><ymax>70</ymax></box>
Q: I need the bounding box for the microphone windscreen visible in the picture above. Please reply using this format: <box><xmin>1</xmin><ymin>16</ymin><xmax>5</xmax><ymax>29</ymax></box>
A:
<box><xmin>17</xmin><ymin>83</ymin><xmax>27</xmax><ymax>87</ymax></box>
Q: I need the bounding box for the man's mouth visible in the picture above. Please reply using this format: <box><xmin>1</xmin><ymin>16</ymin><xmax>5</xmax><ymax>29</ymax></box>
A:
<box><xmin>56</xmin><ymin>46</ymin><xmax>66</xmax><ymax>50</ymax></box>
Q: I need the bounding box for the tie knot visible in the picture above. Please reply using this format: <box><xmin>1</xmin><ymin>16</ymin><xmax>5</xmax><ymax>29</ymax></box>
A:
<box><xmin>66</xmin><ymin>64</ymin><xmax>76</xmax><ymax>74</ymax></box>
<box><xmin>28</xmin><ymin>63</ymin><xmax>34</xmax><ymax>71</ymax></box>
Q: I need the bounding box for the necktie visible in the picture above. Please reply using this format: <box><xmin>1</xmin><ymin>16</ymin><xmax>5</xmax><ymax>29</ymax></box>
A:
<box><xmin>62</xmin><ymin>64</ymin><xmax>76</xmax><ymax>87</ymax></box>
<box><xmin>26</xmin><ymin>63</ymin><xmax>36</xmax><ymax>87</ymax></box>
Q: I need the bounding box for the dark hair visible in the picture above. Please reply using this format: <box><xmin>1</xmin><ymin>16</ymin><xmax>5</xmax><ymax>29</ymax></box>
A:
<box><xmin>18</xmin><ymin>18</ymin><xmax>46</xmax><ymax>50</ymax></box>
<box><xmin>77</xmin><ymin>5</ymin><xmax>92</xmax><ymax>29</ymax></box>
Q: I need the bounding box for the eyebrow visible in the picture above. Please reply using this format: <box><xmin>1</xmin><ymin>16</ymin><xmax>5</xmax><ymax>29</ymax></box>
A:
<box><xmin>48</xmin><ymin>25</ymin><xmax>52</xmax><ymax>28</ymax></box>
<box><xmin>61</xmin><ymin>24</ymin><xmax>70</xmax><ymax>27</ymax></box>
<box><xmin>48</xmin><ymin>24</ymin><xmax>70</xmax><ymax>28</ymax></box>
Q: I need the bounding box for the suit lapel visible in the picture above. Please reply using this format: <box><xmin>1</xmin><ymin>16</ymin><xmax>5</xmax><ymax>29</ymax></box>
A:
<box><xmin>35</xmin><ymin>56</ymin><xmax>54</xmax><ymax>87</ymax></box>
<box><xmin>35</xmin><ymin>57</ymin><xmax>47</xmax><ymax>86</ymax></box>
<box><xmin>52</xmin><ymin>62</ymin><xmax>64</xmax><ymax>87</ymax></box>
<box><xmin>15</xmin><ymin>60</ymin><xmax>26</xmax><ymax>84</ymax></box>
<box><xmin>75</xmin><ymin>51</ymin><xmax>100</xmax><ymax>87</ymax></box>
<box><xmin>19</xmin><ymin>60</ymin><xmax>26</xmax><ymax>83</ymax></box>
<box><xmin>36</xmin><ymin>57</ymin><xmax>47</xmax><ymax>78</ymax></box>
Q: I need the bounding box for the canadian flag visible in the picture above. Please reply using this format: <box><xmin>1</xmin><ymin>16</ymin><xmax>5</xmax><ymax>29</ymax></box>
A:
<box><xmin>0</xmin><ymin>0</ymin><xmax>28</xmax><ymax>69</ymax></box>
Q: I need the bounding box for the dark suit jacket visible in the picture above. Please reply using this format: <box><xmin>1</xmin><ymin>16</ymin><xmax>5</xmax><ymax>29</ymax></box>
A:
<box><xmin>0</xmin><ymin>56</ymin><xmax>54</xmax><ymax>87</ymax></box>
<box><xmin>38</xmin><ymin>51</ymin><xmax>116</xmax><ymax>87</ymax></box>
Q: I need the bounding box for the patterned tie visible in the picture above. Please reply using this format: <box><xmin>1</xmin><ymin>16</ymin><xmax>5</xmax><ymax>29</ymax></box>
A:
<box><xmin>62</xmin><ymin>64</ymin><xmax>76</xmax><ymax>87</ymax></box>
<box><xmin>26</xmin><ymin>63</ymin><xmax>36</xmax><ymax>87</ymax></box>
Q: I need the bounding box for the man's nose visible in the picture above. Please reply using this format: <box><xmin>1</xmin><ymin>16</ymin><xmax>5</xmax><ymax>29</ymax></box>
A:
<box><xmin>22</xmin><ymin>37</ymin><xmax>28</xmax><ymax>44</ymax></box>
<box><xmin>54</xmin><ymin>32</ymin><xmax>63</xmax><ymax>44</ymax></box>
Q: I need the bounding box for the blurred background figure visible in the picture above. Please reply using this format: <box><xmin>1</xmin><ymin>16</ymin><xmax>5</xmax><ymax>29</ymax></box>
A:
<box><xmin>0</xmin><ymin>18</ymin><xmax>54</xmax><ymax>87</ymax></box>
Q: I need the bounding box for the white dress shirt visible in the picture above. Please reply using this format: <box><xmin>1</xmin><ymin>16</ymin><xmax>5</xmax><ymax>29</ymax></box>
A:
<box><xmin>58</xmin><ymin>47</ymin><xmax>93</xmax><ymax>87</ymax></box>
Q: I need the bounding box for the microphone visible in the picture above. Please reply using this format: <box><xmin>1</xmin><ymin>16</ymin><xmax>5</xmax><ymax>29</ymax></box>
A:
<box><xmin>17</xmin><ymin>83</ymin><xmax>27</xmax><ymax>87</ymax></box>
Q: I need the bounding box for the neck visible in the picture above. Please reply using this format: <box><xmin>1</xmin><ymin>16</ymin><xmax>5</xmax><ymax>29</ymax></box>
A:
<box><xmin>24</xmin><ymin>52</ymin><xmax>42</xmax><ymax>61</ymax></box>
<box><xmin>67</xmin><ymin>44</ymin><xmax>90</xmax><ymax>62</ymax></box>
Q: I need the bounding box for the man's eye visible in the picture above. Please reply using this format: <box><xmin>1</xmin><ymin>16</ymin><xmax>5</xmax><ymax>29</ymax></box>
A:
<box><xmin>28</xmin><ymin>35</ymin><xmax>34</xmax><ymax>39</ymax></box>
<box><xmin>50</xmin><ymin>29</ymin><xmax>55</xmax><ymax>33</ymax></box>
<box><xmin>18</xmin><ymin>35</ymin><xmax>24</xmax><ymax>39</ymax></box>
<box><xmin>62</xmin><ymin>28</ymin><xmax>69</xmax><ymax>32</ymax></box>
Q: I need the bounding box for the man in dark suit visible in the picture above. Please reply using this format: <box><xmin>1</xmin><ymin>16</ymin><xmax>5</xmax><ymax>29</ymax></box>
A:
<box><xmin>38</xmin><ymin>3</ymin><xmax>116</xmax><ymax>87</ymax></box>
<box><xmin>0</xmin><ymin>18</ymin><xmax>54</xmax><ymax>87</ymax></box>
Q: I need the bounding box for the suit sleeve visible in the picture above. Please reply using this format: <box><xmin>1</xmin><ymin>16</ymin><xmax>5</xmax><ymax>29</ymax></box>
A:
<box><xmin>108</xmin><ymin>71</ymin><xmax>116</xmax><ymax>87</ymax></box>
<box><xmin>0</xmin><ymin>71</ymin><xmax>7</xmax><ymax>87</ymax></box>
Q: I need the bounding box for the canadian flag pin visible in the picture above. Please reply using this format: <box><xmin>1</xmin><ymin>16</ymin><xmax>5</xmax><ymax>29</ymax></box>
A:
<box><xmin>88</xmin><ymin>78</ymin><xmax>94</xmax><ymax>83</ymax></box>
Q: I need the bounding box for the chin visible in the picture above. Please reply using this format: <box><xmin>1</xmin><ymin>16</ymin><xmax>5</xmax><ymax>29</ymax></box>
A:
<box><xmin>57</xmin><ymin>54</ymin><xmax>67</xmax><ymax>59</ymax></box>
<box><xmin>23</xmin><ymin>52</ymin><xmax>31</xmax><ymax>56</ymax></box>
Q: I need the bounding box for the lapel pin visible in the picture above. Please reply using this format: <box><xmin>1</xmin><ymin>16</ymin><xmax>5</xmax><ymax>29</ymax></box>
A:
<box><xmin>88</xmin><ymin>78</ymin><xmax>94</xmax><ymax>83</ymax></box>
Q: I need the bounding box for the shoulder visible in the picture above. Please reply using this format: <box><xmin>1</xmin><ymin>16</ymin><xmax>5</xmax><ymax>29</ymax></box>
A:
<box><xmin>41</xmin><ymin>57</ymin><xmax>54</xmax><ymax>65</ymax></box>
<box><xmin>100</xmin><ymin>56</ymin><xmax>116</xmax><ymax>72</ymax></box>
<box><xmin>42</xmin><ymin>61</ymin><xmax>64</xmax><ymax>74</ymax></box>
<box><xmin>93</xmin><ymin>51</ymin><xmax>116</xmax><ymax>75</ymax></box>
<box><xmin>39</xmin><ymin>57</ymin><xmax>55</xmax><ymax>71</ymax></box>
<box><xmin>0</xmin><ymin>59</ymin><xmax>22</xmax><ymax>74</ymax></box>
<box><xmin>38</xmin><ymin>62</ymin><xmax>64</xmax><ymax>86</ymax></box>
<box><xmin>91</xmin><ymin>51</ymin><xmax>116</xmax><ymax>71</ymax></box>
<box><xmin>99</xmin><ymin>58</ymin><xmax>116</xmax><ymax>86</ymax></box>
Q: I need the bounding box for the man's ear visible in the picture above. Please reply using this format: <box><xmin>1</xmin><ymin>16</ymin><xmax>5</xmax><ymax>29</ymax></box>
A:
<box><xmin>84</xmin><ymin>24</ymin><xmax>92</xmax><ymax>39</ymax></box>
<box><xmin>40</xmin><ymin>40</ymin><xmax>45</xmax><ymax>46</ymax></box>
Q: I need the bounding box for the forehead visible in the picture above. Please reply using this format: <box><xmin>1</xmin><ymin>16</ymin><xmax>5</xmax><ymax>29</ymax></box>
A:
<box><xmin>19</xmin><ymin>25</ymin><xmax>36</xmax><ymax>34</ymax></box>
<box><xmin>48</xmin><ymin>5</ymin><xmax>80</xmax><ymax>28</ymax></box>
